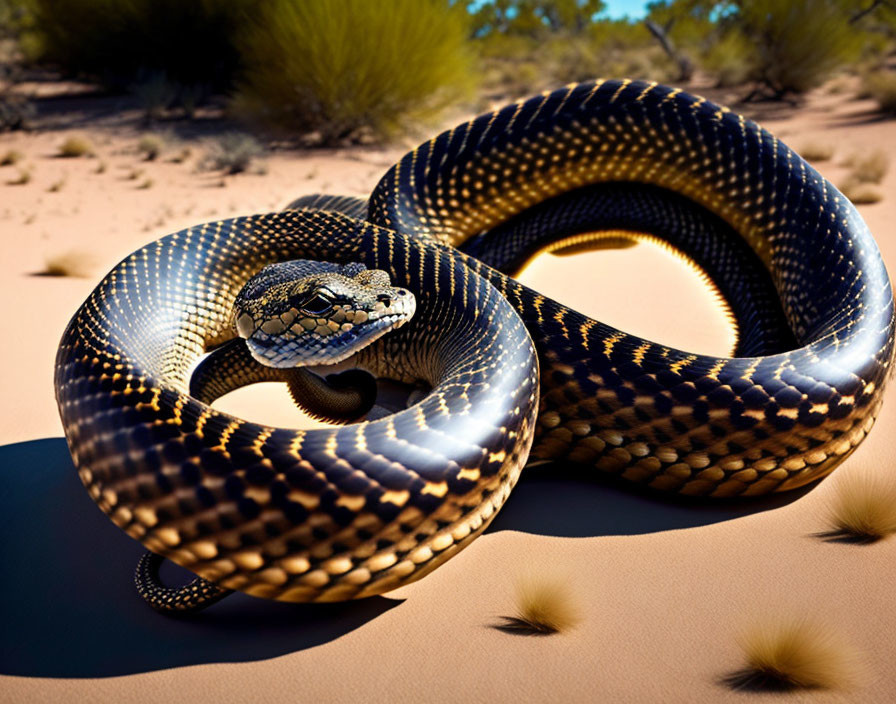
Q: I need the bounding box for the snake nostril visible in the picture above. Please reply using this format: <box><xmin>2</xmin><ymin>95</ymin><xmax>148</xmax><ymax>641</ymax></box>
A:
<box><xmin>377</xmin><ymin>295</ymin><xmax>391</xmax><ymax>307</ymax></box>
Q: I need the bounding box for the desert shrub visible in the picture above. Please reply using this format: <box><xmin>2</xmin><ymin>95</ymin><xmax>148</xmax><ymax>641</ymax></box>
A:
<box><xmin>234</xmin><ymin>0</ymin><xmax>475</xmax><ymax>143</ymax></box>
<box><xmin>736</xmin><ymin>0</ymin><xmax>864</xmax><ymax>96</ymax></box>
<box><xmin>863</xmin><ymin>70</ymin><xmax>896</xmax><ymax>115</ymax></box>
<box><xmin>726</xmin><ymin>618</ymin><xmax>864</xmax><ymax>690</ymax></box>
<box><xmin>701</xmin><ymin>30</ymin><xmax>753</xmax><ymax>88</ymax></box>
<box><xmin>475</xmin><ymin>17</ymin><xmax>673</xmax><ymax>98</ymax></box>
<box><xmin>58</xmin><ymin>135</ymin><xmax>92</xmax><ymax>157</ymax></box>
<box><xmin>0</xmin><ymin>91</ymin><xmax>34</xmax><ymax>131</ymax></box>
<box><xmin>202</xmin><ymin>133</ymin><xmax>264</xmax><ymax>174</ymax></box>
<box><xmin>22</xmin><ymin>0</ymin><xmax>253</xmax><ymax>91</ymax></box>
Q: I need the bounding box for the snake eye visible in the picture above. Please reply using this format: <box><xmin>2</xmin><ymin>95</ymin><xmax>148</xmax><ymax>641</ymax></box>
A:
<box><xmin>300</xmin><ymin>293</ymin><xmax>333</xmax><ymax>316</ymax></box>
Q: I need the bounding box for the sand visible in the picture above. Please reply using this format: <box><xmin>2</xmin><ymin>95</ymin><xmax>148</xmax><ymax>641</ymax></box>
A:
<box><xmin>1</xmin><ymin>80</ymin><xmax>895</xmax><ymax>703</ymax></box>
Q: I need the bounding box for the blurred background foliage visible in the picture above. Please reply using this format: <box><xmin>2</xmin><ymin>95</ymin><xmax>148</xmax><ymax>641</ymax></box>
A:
<box><xmin>0</xmin><ymin>0</ymin><xmax>895</xmax><ymax>141</ymax></box>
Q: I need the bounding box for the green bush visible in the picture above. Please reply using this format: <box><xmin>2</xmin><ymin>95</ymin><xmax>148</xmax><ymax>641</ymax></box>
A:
<box><xmin>234</xmin><ymin>0</ymin><xmax>475</xmax><ymax>143</ymax></box>
<box><xmin>737</xmin><ymin>0</ymin><xmax>864</xmax><ymax>96</ymax></box>
<box><xmin>21</xmin><ymin>0</ymin><xmax>253</xmax><ymax>90</ymax></box>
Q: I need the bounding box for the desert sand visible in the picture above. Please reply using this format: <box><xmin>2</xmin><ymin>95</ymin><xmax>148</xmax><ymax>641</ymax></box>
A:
<box><xmin>2</xmin><ymin>81</ymin><xmax>895</xmax><ymax>703</ymax></box>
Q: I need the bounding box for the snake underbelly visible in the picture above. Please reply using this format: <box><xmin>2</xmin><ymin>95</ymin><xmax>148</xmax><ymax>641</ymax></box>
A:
<box><xmin>55</xmin><ymin>79</ymin><xmax>896</xmax><ymax>602</ymax></box>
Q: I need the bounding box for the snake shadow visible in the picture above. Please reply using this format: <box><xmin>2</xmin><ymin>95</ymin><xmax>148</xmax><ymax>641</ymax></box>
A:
<box><xmin>0</xmin><ymin>437</ymin><xmax>812</xmax><ymax>679</ymax></box>
<box><xmin>0</xmin><ymin>437</ymin><xmax>401</xmax><ymax>679</ymax></box>
<box><xmin>487</xmin><ymin>461</ymin><xmax>814</xmax><ymax>537</ymax></box>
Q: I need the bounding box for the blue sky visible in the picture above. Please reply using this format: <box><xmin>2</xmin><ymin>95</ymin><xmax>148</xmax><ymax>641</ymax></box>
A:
<box><xmin>601</xmin><ymin>0</ymin><xmax>650</xmax><ymax>19</ymax></box>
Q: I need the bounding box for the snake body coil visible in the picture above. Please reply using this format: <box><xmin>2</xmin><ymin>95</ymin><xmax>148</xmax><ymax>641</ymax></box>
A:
<box><xmin>55</xmin><ymin>80</ymin><xmax>895</xmax><ymax>605</ymax></box>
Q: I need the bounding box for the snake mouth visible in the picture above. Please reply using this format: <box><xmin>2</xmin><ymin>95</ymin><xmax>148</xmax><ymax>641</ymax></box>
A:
<box><xmin>243</xmin><ymin>294</ymin><xmax>416</xmax><ymax>368</ymax></box>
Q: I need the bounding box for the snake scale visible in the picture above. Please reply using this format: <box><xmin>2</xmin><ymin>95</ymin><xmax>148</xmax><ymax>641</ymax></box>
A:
<box><xmin>55</xmin><ymin>80</ymin><xmax>895</xmax><ymax>611</ymax></box>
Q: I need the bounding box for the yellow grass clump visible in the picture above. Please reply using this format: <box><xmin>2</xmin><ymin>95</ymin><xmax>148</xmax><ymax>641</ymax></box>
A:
<box><xmin>824</xmin><ymin>467</ymin><xmax>896</xmax><ymax>542</ymax></box>
<box><xmin>7</xmin><ymin>167</ymin><xmax>31</xmax><ymax>185</ymax></box>
<box><xmin>862</xmin><ymin>70</ymin><xmax>896</xmax><ymax>115</ymax></box>
<box><xmin>797</xmin><ymin>141</ymin><xmax>834</xmax><ymax>162</ymax></box>
<box><xmin>839</xmin><ymin>180</ymin><xmax>883</xmax><ymax>206</ymax></box>
<box><xmin>843</xmin><ymin>150</ymin><xmax>889</xmax><ymax>185</ymax></box>
<box><xmin>726</xmin><ymin>618</ymin><xmax>864</xmax><ymax>691</ymax></box>
<box><xmin>39</xmin><ymin>249</ymin><xmax>97</xmax><ymax>278</ymax></box>
<box><xmin>497</xmin><ymin>574</ymin><xmax>581</xmax><ymax>636</ymax></box>
<box><xmin>58</xmin><ymin>135</ymin><xmax>93</xmax><ymax>158</ymax></box>
<box><xmin>137</xmin><ymin>134</ymin><xmax>165</xmax><ymax>161</ymax></box>
<box><xmin>1</xmin><ymin>149</ymin><xmax>23</xmax><ymax>166</ymax></box>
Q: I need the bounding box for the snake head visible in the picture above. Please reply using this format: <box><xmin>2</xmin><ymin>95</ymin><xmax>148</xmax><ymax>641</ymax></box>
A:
<box><xmin>233</xmin><ymin>260</ymin><xmax>416</xmax><ymax>368</ymax></box>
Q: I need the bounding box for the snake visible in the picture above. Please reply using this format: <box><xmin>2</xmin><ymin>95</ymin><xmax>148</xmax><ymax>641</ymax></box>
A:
<box><xmin>54</xmin><ymin>79</ymin><xmax>895</xmax><ymax>613</ymax></box>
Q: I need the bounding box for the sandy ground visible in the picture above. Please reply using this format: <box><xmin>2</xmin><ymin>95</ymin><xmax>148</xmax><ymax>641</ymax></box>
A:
<box><xmin>2</xmin><ymin>81</ymin><xmax>895</xmax><ymax>703</ymax></box>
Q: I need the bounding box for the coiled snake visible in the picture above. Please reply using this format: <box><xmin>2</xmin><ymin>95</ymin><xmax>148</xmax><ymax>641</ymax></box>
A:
<box><xmin>55</xmin><ymin>80</ymin><xmax>895</xmax><ymax>612</ymax></box>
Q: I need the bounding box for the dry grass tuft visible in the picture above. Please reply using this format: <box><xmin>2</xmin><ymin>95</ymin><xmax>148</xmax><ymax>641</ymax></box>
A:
<box><xmin>170</xmin><ymin>147</ymin><xmax>191</xmax><ymax>164</ymax></box>
<box><xmin>862</xmin><ymin>70</ymin><xmax>896</xmax><ymax>115</ymax></box>
<box><xmin>58</xmin><ymin>135</ymin><xmax>93</xmax><ymax>158</ymax></box>
<box><xmin>797</xmin><ymin>141</ymin><xmax>834</xmax><ymax>162</ymax></box>
<box><xmin>822</xmin><ymin>467</ymin><xmax>896</xmax><ymax>543</ymax></box>
<box><xmin>37</xmin><ymin>249</ymin><xmax>97</xmax><ymax>278</ymax></box>
<box><xmin>94</xmin><ymin>160</ymin><xmax>107</xmax><ymax>174</ymax></box>
<box><xmin>137</xmin><ymin>134</ymin><xmax>165</xmax><ymax>161</ymax></box>
<box><xmin>842</xmin><ymin>150</ymin><xmax>889</xmax><ymax>184</ymax></box>
<box><xmin>137</xmin><ymin>178</ymin><xmax>154</xmax><ymax>190</ymax></box>
<box><xmin>725</xmin><ymin>618</ymin><xmax>864</xmax><ymax>691</ymax></box>
<box><xmin>47</xmin><ymin>178</ymin><xmax>66</xmax><ymax>192</ymax></box>
<box><xmin>7</xmin><ymin>167</ymin><xmax>31</xmax><ymax>185</ymax></box>
<box><xmin>202</xmin><ymin>133</ymin><xmax>265</xmax><ymax>175</ymax></box>
<box><xmin>1</xmin><ymin>149</ymin><xmax>23</xmax><ymax>166</ymax></box>
<box><xmin>839</xmin><ymin>180</ymin><xmax>883</xmax><ymax>205</ymax></box>
<box><xmin>496</xmin><ymin>574</ymin><xmax>581</xmax><ymax>636</ymax></box>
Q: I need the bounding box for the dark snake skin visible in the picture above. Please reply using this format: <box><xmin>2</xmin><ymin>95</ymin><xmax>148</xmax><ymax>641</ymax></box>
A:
<box><xmin>55</xmin><ymin>80</ymin><xmax>895</xmax><ymax>607</ymax></box>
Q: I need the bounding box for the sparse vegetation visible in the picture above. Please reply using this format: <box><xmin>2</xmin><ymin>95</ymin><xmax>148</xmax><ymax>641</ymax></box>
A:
<box><xmin>234</xmin><ymin>0</ymin><xmax>475</xmax><ymax>143</ymax></box>
<box><xmin>94</xmin><ymin>160</ymin><xmax>106</xmax><ymax>174</ymax></box>
<box><xmin>202</xmin><ymin>133</ymin><xmax>264</xmax><ymax>174</ymax></box>
<box><xmin>496</xmin><ymin>574</ymin><xmax>581</xmax><ymax>635</ymax></box>
<box><xmin>137</xmin><ymin>177</ymin><xmax>153</xmax><ymax>189</ymax></box>
<box><xmin>47</xmin><ymin>178</ymin><xmax>66</xmax><ymax>192</ymax></box>
<box><xmin>58</xmin><ymin>136</ymin><xmax>93</xmax><ymax>158</ymax></box>
<box><xmin>0</xmin><ymin>149</ymin><xmax>23</xmax><ymax>166</ymax></box>
<box><xmin>823</xmin><ymin>467</ymin><xmax>896</xmax><ymax>541</ymax></box>
<box><xmin>725</xmin><ymin>618</ymin><xmax>864</xmax><ymax>691</ymax></box>
<box><xmin>137</xmin><ymin>134</ymin><xmax>165</xmax><ymax>161</ymax></box>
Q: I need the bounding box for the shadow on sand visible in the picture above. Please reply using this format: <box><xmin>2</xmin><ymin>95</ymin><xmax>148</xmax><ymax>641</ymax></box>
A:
<box><xmin>0</xmin><ymin>437</ymin><xmax>401</xmax><ymax>679</ymax></box>
<box><xmin>0</xmin><ymin>436</ymin><xmax>812</xmax><ymax>678</ymax></box>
